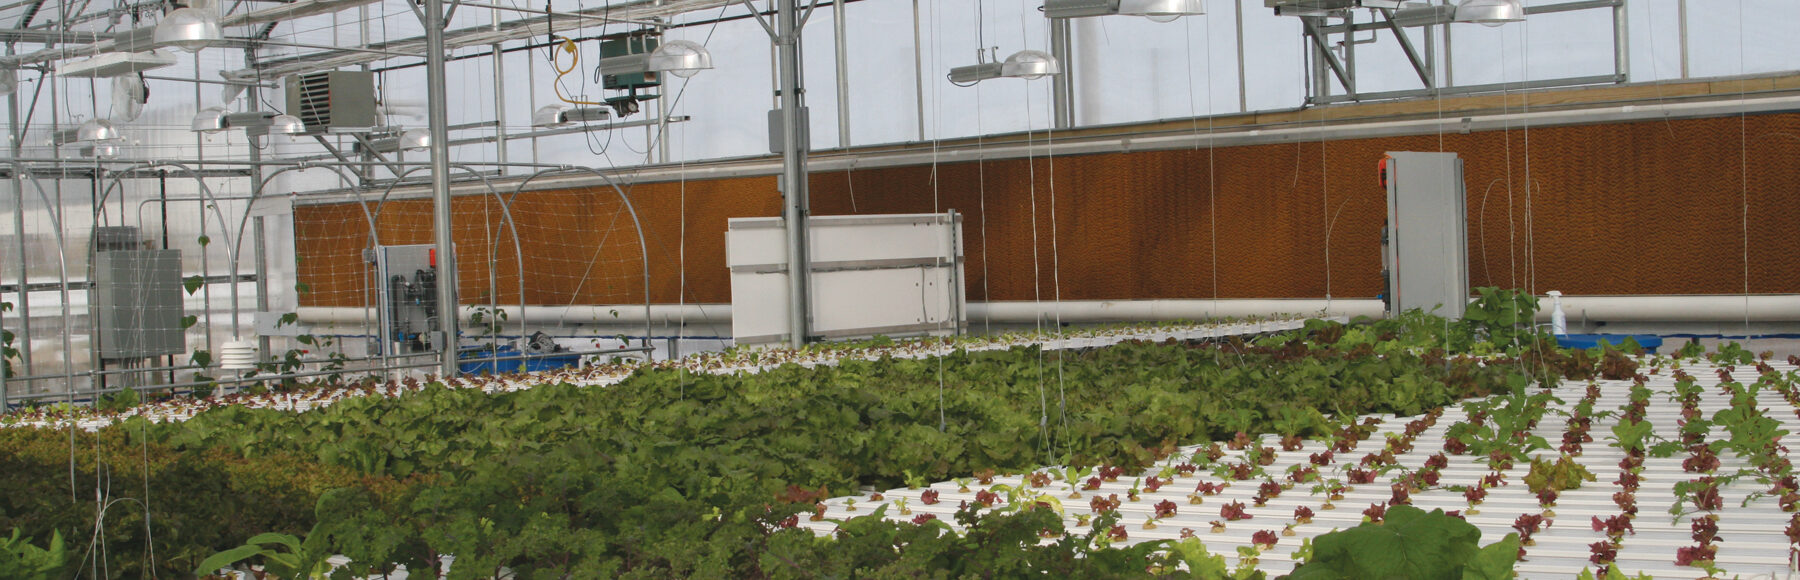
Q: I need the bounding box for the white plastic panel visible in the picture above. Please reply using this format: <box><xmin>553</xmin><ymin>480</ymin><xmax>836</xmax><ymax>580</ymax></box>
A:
<box><xmin>727</xmin><ymin>212</ymin><xmax>965</xmax><ymax>345</ymax></box>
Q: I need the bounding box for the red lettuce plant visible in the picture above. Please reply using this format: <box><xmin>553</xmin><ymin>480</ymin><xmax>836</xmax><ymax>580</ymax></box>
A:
<box><xmin>1220</xmin><ymin>501</ymin><xmax>1252</xmax><ymax>521</ymax></box>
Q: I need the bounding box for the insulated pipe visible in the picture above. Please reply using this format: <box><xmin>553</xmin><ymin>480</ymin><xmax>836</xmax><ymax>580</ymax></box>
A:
<box><xmin>295</xmin><ymin>299</ymin><xmax>1386</xmax><ymax>326</ymax></box>
<box><xmin>298</xmin><ymin>304</ymin><xmax>730</xmax><ymax>326</ymax></box>
<box><xmin>1528</xmin><ymin>295</ymin><xmax>1800</xmax><ymax>324</ymax></box>
<box><xmin>973</xmin><ymin>299</ymin><xmax>1385</xmax><ymax>324</ymax></box>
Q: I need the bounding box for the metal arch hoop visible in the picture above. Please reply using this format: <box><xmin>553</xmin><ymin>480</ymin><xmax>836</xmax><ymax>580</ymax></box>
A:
<box><xmin>3</xmin><ymin>161</ymin><xmax>82</xmax><ymax>403</ymax></box>
<box><xmin>510</xmin><ymin>167</ymin><xmax>653</xmax><ymax>353</ymax></box>
<box><xmin>94</xmin><ymin>162</ymin><xmax>243</xmax><ymax>338</ymax></box>
<box><xmin>250</xmin><ymin>164</ymin><xmax>387</xmax><ymax>367</ymax></box>
<box><xmin>368</xmin><ymin>164</ymin><xmax>529</xmax><ymax>358</ymax></box>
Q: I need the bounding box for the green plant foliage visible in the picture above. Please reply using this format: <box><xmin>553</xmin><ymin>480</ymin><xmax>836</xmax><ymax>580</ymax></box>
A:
<box><xmin>193</xmin><ymin>529</ymin><xmax>332</xmax><ymax>580</ymax></box>
<box><xmin>0</xmin><ymin>422</ymin><xmax>411</xmax><ymax>578</ymax></box>
<box><xmin>3</xmin><ymin>316</ymin><xmax>1533</xmax><ymax>577</ymax></box>
<box><xmin>1677</xmin><ymin>339</ymin><xmax>1709</xmax><ymax>360</ymax></box>
<box><xmin>1710</xmin><ymin>341</ymin><xmax>1755</xmax><ymax>366</ymax></box>
<box><xmin>0</xmin><ymin>528</ymin><xmax>65</xmax><ymax>580</ymax></box>
<box><xmin>0</xmin><ymin>301</ymin><xmax>17</xmax><ymax>379</ymax></box>
<box><xmin>1284</xmin><ymin>505</ymin><xmax>1520</xmax><ymax>580</ymax></box>
<box><xmin>1459</xmin><ymin>287</ymin><xmax>1544</xmax><ymax>353</ymax></box>
<box><xmin>1523</xmin><ymin>454</ymin><xmax>1596</xmax><ymax>494</ymax></box>
<box><xmin>1576</xmin><ymin>566</ymin><xmax>1655</xmax><ymax>580</ymax></box>
<box><xmin>95</xmin><ymin>388</ymin><xmax>141</xmax><ymax>413</ymax></box>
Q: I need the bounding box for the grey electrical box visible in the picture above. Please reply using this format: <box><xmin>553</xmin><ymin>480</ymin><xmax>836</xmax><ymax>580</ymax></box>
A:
<box><xmin>376</xmin><ymin>245</ymin><xmax>441</xmax><ymax>355</ymax></box>
<box><xmin>92</xmin><ymin>250</ymin><xmax>185</xmax><ymax>359</ymax></box>
<box><xmin>285</xmin><ymin>70</ymin><xmax>377</xmax><ymax>134</ymax></box>
<box><xmin>91</xmin><ymin>226</ymin><xmax>143</xmax><ymax>253</ymax></box>
<box><xmin>767</xmin><ymin>107</ymin><xmax>811</xmax><ymax>154</ymax></box>
<box><xmin>1383</xmin><ymin>151</ymin><xmax>1469</xmax><ymax>319</ymax></box>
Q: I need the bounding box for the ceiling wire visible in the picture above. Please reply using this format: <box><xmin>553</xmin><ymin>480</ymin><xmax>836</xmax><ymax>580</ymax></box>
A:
<box><xmin>1014</xmin><ymin>0</ymin><xmax>1051</xmax><ymax>465</ymax></box>
<box><xmin>1522</xmin><ymin>18</ymin><xmax>1535</xmax><ymax>301</ymax></box>
<box><xmin>927</xmin><ymin>0</ymin><xmax>946</xmax><ymax>444</ymax></box>
<box><xmin>1039</xmin><ymin>11</ymin><xmax>1067</xmax><ymax>462</ymax></box>
<box><xmin>974</xmin><ymin>0</ymin><xmax>990</xmax><ymax>337</ymax></box>
<box><xmin>1738</xmin><ymin>0</ymin><xmax>1750</xmax><ymax>348</ymax></box>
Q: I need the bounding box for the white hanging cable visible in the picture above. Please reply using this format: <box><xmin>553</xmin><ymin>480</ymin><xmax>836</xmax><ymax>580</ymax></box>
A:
<box><xmin>1018</xmin><ymin>1</ymin><xmax>1051</xmax><ymax>464</ymax></box>
<box><xmin>1738</xmin><ymin>0</ymin><xmax>1751</xmax><ymax>348</ymax></box>
<box><xmin>1501</xmin><ymin>31</ymin><xmax>1516</xmax><ymax>291</ymax></box>
<box><xmin>1201</xmin><ymin>8</ymin><xmax>1218</xmax><ymax>317</ymax></box>
<box><xmin>1043</xmin><ymin>32</ymin><xmax>1068</xmax><ymax>460</ymax></box>
<box><xmin>1522</xmin><ymin>20</ymin><xmax>1536</xmax><ymax>299</ymax></box>
<box><xmin>678</xmin><ymin>106</ymin><xmax>687</xmax><ymax>399</ymax></box>
<box><xmin>930</xmin><ymin>0</ymin><xmax>947</xmax><ymax>434</ymax></box>
<box><xmin>975</xmin><ymin>0</ymin><xmax>992</xmax><ymax>337</ymax></box>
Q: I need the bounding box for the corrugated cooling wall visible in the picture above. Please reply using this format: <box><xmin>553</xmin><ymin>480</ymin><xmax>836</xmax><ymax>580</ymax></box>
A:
<box><xmin>294</xmin><ymin>113</ymin><xmax>1800</xmax><ymax>308</ymax></box>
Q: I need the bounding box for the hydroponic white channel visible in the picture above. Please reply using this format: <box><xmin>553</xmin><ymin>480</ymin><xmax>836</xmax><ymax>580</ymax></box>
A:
<box><xmin>802</xmin><ymin>358</ymin><xmax>1800</xmax><ymax>579</ymax></box>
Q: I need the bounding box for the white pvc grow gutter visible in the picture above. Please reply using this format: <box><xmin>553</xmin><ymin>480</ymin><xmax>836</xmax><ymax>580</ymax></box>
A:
<box><xmin>805</xmin><ymin>359</ymin><xmax>1800</xmax><ymax>578</ymax></box>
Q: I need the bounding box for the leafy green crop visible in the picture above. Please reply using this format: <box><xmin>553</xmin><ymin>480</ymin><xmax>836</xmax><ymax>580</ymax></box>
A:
<box><xmin>1285</xmin><ymin>505</ymin><xmax>1520</xmax><ymax>580</ymax></box>
<box><xmin>1524</xmin><ymin>454</ymin><xmax>1596</xmax><ymax>494</ymax></box>
<box><xmin>1459</xmin><ymin>287</ymin><xmax>1544</xmax><ymax>354</ymax></box>
<box><xmin>0</xmin><ymin>529</ymin><xmax>64</xmax><ymax>580</ymax></box>
<box><xmin>3</xmin><ymin>315</ymin><xmax>1534</xmax><ymax>578</ymax></box>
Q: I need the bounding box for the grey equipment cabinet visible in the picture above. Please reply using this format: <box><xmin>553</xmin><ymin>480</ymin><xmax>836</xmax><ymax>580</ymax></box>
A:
<box><xmin>1382</xmin><ymin>151</ymin><xmax>1470</xmax><ymax>319</ymax></box>
<box><xmin>92</xmin><ymin>249</ymin><xmax>186</xmax><ymax>359</ymax></box>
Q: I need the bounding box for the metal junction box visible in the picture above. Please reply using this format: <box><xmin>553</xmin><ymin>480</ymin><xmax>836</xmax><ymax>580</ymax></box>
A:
<box><xmin>92</xmin><ymin>250</ymin><xmax>185</xmax><ymax>359</ymax></box>
<box><xmin>1382</xmin><ymin>151</ymin><xmax>1469</xmax><ymax>319</ymax></box>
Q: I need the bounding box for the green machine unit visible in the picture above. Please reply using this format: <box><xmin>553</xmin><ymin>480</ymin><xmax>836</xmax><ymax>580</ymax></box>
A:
<box><xmin>597</xmin><ymin>33</ymin><xmax>661</xmax><ymax>117</ymax></box>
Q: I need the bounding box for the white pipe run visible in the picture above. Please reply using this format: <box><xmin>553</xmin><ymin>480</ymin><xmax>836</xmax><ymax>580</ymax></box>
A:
<box><xmin>297</xmin><ymin>304</ymin><xmax>732</xmax><ymax>327</ymax></box>
<box><xmin>969</xmin><ymin>299</ymin><xmax>1384</xmax><ymax>323</ymax></box>
<box><xmin>293</xmin><ymin>295</ymin><xmax>1800</xmax><ymax>331</ymax></box>
<box><xmin>294</xmin><ymin>299</ymin><xmax>1382</xmax><ymax>329</ymax></box>
<box><xmin>1531</xmin><ymin>294</ymin><xmax>1800</xmax><ymax>323</ymax></box>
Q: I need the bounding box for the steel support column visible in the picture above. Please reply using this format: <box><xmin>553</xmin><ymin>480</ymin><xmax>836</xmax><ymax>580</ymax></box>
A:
<box><xmin>1678</xmin><ymin>0</ymin><xmax>1689</xmax><ymax>79</ymax></box>
<box><xmin>246</xmin><ymin>49</ymin><xmax>272</xmax><ymax>364</ymax></box>
<box><xmin>1612</xmin><ymin>1</ymin><xmax>1628</xmax><ymax>82</ymax></box>
<box><xmin>1235</xmin><ymin>1</ymin><xmax>1248</xmax><ymax>112</ymax></box>
<box><xmin>1049</xmin><ymin>17</ymin><xmax>1073</xmax><ymax>129</ymax></box>
<box><xmin>909</xmin><ymin>0</ymin><xmax>924</xmax><ymax>141</ymax></box>
<box><xmin>777</xmin><ymin>0</ymin><xmax>810</xmax><ymax>348</ymax></box>
<box><xmin>3</xmin><ymin>41</ymin><xmax>13</xmax><ymax>407</ymax></box>
<box><xmin>423</xmin><ymin>0</ymin><xmax>461</xmax><ymax>375</ymax></box>
<box><xmin>833</xmin><ymin>0</ymin><xmax>850</xmax><ymax>148</ymax></box>
<box><xmin>492</xmin><ymin>41</ymin><xmax>508</xmax><ymax>169</ymax></box>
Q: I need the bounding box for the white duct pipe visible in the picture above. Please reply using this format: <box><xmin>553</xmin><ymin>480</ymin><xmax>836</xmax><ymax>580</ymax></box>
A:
<box><xmin>1529</xmin><ymin>295</ymin><xmax>1800</xmax><ymax>323</ymax></box>
<box><xmin>296</xmin><ymin>299</ymin><xmax>1383</xmax><ymax>329</ymax></box>
<box><xmin>298</xmin><ymin>304</ymin><xmax>731</xmax><ymax>326</ymax></box>
<box><xmin>968</xmin><ymin>299</ymin><xmax>1384</xmax><ymax>323</ymax></box>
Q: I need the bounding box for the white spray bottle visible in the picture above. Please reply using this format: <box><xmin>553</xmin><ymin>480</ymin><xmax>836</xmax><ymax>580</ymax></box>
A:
<box><xmin>1546</xmin><ymin>290</ymin><xmax>1567</xmax><ymax>335</ymax></box>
